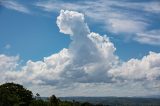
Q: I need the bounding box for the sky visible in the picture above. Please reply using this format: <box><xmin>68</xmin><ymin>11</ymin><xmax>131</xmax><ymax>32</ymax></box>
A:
<box><xmin>0</xmin><ymin>0</ymin><xmax>160</xmax><ymax>97</ymax></box>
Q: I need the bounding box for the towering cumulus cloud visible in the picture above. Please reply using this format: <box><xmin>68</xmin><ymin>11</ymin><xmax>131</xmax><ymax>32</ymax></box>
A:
<box><xmin>0</xmin><ymin>10</ymin><xmax>160</xmax><ymax>96</ymax></box>
<box><xmin>56</xmin><ymin>10</ymin><xmax>118</xmax><ymax>84</ymax></box>
<box><xmin>1</xmin><ymin>10</ymin><xmax>118</xmax><ymax>86</ymax></box>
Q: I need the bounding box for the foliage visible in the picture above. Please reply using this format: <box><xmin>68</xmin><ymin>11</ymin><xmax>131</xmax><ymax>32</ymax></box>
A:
<box><xmin>0</xmin><ymin>82</ymin><xmax>100</xmax><ymax>106</ymax></box>
<box><xmin>29</xmin><ymin>99</ymin><xmax>48</xmax><ymax>106</ymax></box>
<box><xmin>49</xmin><ymin>95</ymin><xmax>60</xmax><ymax>106</ymax></box>
<box><xmin>0</xmin><ymin>82</ymin><xmax>33</xmax><ymax>106</ymax></box>
<box><xmin>1</xmin><ymin>82</ymin><xmax>160</xmax><ymax>106</ymax></box>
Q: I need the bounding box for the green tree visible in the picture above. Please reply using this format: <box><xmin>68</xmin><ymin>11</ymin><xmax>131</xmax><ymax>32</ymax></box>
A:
<box><xmin>29</xmin><ymin>99</ymin><xmax>48</xmax><ymax>106</ymax></box>
<box><xmin>36</xmin><ymin>93</ymin><xmax>40</xmax><ymax>97</ymax></box>
<box><xmin>49</xmin><ymin>95</ymin><xmax>60</xmax><ymax>106</ymax></box>
<box><xmin>35</xmin><ymin>93</ymin><xmax>40</xmax><ymax>100</ymax></box>
<box><xmin>0</xmin><ymin>82</ymin><xmax>33</xmax><ymax>106</ymax></box>
<box><xmin>81</xmin><ymin>102</ymin><xmax>93</xmax><ymax>106</ymax></box>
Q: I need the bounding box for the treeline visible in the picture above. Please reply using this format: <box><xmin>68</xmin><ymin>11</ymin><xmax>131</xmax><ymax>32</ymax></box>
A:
<box><xmin>30</xmin><ymin>96</ymin><xmax>106</xmax><ymax>106</ymax></box>
<box><xmin>0</xmin><ymin>82</ymin><xmax>106</xmax><ymax>106</ymax></box>
<box><xmin>1</xmin><ymin>82</ymin><xmax>160</xmax><ymax>106</ymax></box>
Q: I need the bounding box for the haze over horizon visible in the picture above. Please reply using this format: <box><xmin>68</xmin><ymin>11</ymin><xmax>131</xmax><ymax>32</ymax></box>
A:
<box><xmin>0</xmin><ymin>0</ymin><xmax>160</xmax><ymax>97</ymax></box>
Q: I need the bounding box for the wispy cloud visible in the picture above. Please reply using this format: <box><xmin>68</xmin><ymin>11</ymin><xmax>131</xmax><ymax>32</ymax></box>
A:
<box><xmin>135</xmin><ymin>30</ymin><xmax>160</xmax><ymax>45</ymax></box>
<box><xmin>0</xmin><ymin>0</ymin><xmax>30</xmax><ymax>13</ymax></box>
<box><xmin>143</xmin><ymin>2</ymin><xmax>160</xmax><ymax>14</ymax></box>
<box><xmin>34</xmin><ymin>0</ymin><xmax>160</xmax><ymax>46</ymax></box>
<box><xmin>110</xmin><ymin>1</ymin><xmax>160</xmax><ymax>14</ymax></box>
<box><xmin>107</xmin><ymin>19</ymin><xmax>148</xmax><ymax>33</ymax></box>
<box><xmin>5</xmin><ymin>44</ymin><xmax>11</xmax><ymax>49</ymax></box>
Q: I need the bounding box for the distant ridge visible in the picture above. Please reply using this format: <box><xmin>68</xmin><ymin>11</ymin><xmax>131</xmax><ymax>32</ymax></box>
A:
<box><xmin>58</xmin><ymin>96</ymin><xmax>160</xmax><ymax>105</ymax></box>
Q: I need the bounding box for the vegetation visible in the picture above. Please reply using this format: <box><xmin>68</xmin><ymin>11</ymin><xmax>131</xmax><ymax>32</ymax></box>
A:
<box><xmin>0</xmin><ymin>83</ymin><xmax>104</xmax><ymax>106</ymax></box>
<box><xmin>60</xmin><ymin>97</ymin><xmax>160</xmax><ymax>106</ymax></box>
<box><xmin>0</xmin><ymin>82</ymin><xmax>33</xmax><ymax>106</ymax></box>
<box><xmin>0</xmin><ymin>83</ymin><xmax>160</xmax><ymax>106</ymax></box>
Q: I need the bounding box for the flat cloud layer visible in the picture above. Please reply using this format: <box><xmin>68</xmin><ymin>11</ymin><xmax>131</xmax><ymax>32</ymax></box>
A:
<box><xmin>0</xmin><ymin>10</ymin><xmax>160</xmax><ymax>96</ymax></box>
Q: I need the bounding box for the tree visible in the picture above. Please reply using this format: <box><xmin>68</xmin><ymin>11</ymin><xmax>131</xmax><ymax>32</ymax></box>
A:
<box><xmin>49</xmin><ymin>95</ymin><xmax>59</xmax><ymax>106</ymax></box>
<box><xmin>81</xmin><ymin>102</ymin><xmax>93</xmax><ymax>106</ymax></box>
<box><xmin>0</xmin><ymin>82</ymin><xmax>33</xmax><ymax>106</ymax></box>
<box><xmin>35</xmin><ymin>93</ymin><xmax>40</xmax><ymax>100</ymax></box>
<box><xmin>36</xmin><ymin>93</ymin><xmax>40</xmax><ymax>97</ymax></box>
<box><xmin>29</xmin><ymin>99</ymin><xmax>48</xmax><ymax>106</ymax></box>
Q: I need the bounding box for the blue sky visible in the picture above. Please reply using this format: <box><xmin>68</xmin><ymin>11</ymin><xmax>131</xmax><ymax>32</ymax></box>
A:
<box><xmin>1</xmin><ymin>0</ymin><xmax>160</xmax><ymax>62</ymax></box>
<box><xmin>0</xmin><ymin>0</ymin><xmax>160</xmax><ymax>97</ymax></box>
<box><xmin>0</xmin><ymin>5</ymin><xmax>70</xmax><ymax>62</ymax></box>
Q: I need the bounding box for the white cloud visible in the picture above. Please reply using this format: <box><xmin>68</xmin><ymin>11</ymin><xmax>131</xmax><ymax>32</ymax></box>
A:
<box><xmin>56</xmin><ymin>10</ymin><xmax>89</xmax><ymax>35</ymax></box>
<box><xmin>144</xmin><ymin>2</ymin><xmax>160</xmax><ymax>14</ymax></box>
<box><xmin>0</xmin><ymin>10</ymin><xmax>160</xmax><ymax>96</ymax></box>
<box><xmin>0</xmin><ymin>54</ymin><xmax>19</xmax><ymax>84</ymax></box>
<box><xmin>35</xmin><ymin>0</ymin><xmax>160</xmax><ymax>14</ymax></box>
<box><xmin>35</xmin><ymin>0</ymin><xmax>83</xmax><ymax>12</ymax></box>
<box><xmin>0</xmin><ymin>10</ymin><xmax>118</xmax><ymax>86</ymax></box>
<box><xmin>110</xmin><ymin>1</ymin><xmax>160</xmax><ymax>14</ymax></box>
<box><xmin>55</xmin><ymin>10</ymin><xmax>118</xmax><ymax>84</ymax></box>
<box><xmin>107</xmin><ymin>51</ymin><xmax>160</xmax><ymax>94</ymax></box>
<box><xmin>35</xmin><ymin>0</ymin><xmax>151</xmax><ymax>33</ymax></box>
<box><xmin>134</xmin><ymin>30</ymin><xmax>160</xmax><ymax>45</ymax></box>
<box><xmin>108</xmin><ymin>19</ymin><xmax>147</xmax><ymax>33</ymax></box>
<box><xmin>0</xmin><ymin>54</ymin><xmax>19</xmax><ymax>71</ymax></box>
<box><xmin>108</xmin><ymin>51</ymin><xmax>160</xmax><ymax>83</ymax></box>
<box><xmin>1</xmin><ymin>0</ymin><xmax>30</xmax><ymax>13</ymax></box>
<box><xmin>34</xmin><ymin>0</ymin><xmax>160</xmax><ymax>46</ymax></box>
